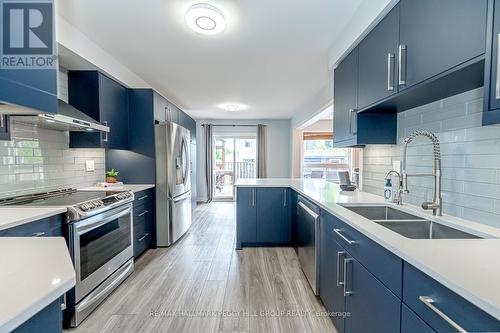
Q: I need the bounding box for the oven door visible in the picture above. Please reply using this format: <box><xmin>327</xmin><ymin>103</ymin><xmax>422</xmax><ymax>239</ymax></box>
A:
<box><xmin>71</xmin><ymin>203</ymin><xmax>133</xmax><ymax>303</ymax></box>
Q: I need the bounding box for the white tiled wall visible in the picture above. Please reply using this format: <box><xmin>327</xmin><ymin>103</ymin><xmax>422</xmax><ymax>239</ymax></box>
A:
<box><xmin>363</xmin><ymin>87</ymin><xmax>500</xmax><ymax>227</ymax></box>
<box><xmin>0</xmin><ymin>120</ymin><xmax>105</xmax><ymax>199</ymax></box>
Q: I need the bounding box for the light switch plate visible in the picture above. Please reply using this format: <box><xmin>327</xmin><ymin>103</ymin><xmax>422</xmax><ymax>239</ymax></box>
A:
<box><xmin>85</xmin><ymin>160</ymin><xmax>95</xmax><ymax>172</ymax></box>
<box><xmin>393</xmin><ymin>160</ymin><xmax>401</xmax><ymax>173</ymax></box>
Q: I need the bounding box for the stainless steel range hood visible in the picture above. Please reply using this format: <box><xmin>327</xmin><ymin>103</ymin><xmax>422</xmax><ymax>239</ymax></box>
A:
<box><xmin>10</xmin><ymin>100</ymin><xmax>110</xmax><ymax>132</ymax></box>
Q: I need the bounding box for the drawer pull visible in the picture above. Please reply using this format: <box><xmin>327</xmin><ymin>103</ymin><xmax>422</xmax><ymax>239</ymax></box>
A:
<box><xmin>334</xmin><ymin>229</ymin><xmax>356</xmax><ymax>245</ymax></box>
<box><xmin>343</xmin><ymin>258</ymin><xmax>353</xmax><ymax>297</ymax></box>
<box><xmin>336</xmin><ymin>251</ymin><xmax>346</xmax><ymax>287</ymax></box>
<box><xmin>138</xmin><ymin>233</ymin><xmax>150</xmax><ymax>242</ymax></box>
<box><xmin>419</xmin><ymin>296</ymin><xmax>468</xmax><ymax>333</ymax></box>
<box><xmin>137</xmin><ymin>210</ymin><xmax>149</xmax><ymax>217</ymax></box>
<box><xmin>32</xmin><ymin>232</ymin><xmax>45</xmax><ymax>237</ymax></box>
<box><xmin>137</xmin><ymin>195</ymin><xmax>148</xmax><ymax>201</ymax></box>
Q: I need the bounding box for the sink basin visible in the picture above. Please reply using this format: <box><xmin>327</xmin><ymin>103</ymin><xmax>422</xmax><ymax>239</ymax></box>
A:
<box><xmin>342</xmin><ymin>205</ymin><xmax>482</xmax><ymax>239</ymax></box>
<box><xmin>343</xmin><ymin>205</ymin><xmax>425</xmax><ymax>221</ymax></box>
<box><xmin>375</xmin><ymin>220</ymin><xmax>481</xmax><ymax>239</ymax></box>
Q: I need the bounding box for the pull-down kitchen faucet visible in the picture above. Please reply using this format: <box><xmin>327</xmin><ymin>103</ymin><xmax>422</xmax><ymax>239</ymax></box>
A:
<box><xmin>402</xmin><ymin>130</ymin><xmax>442</xmax><ymax>216</ymax></box>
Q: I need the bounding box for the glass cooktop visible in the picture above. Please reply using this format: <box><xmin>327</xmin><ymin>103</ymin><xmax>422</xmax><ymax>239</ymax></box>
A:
<box><xmin>0</xmin><ymin>190</ymin><xmax>122</xmax><ymax>207</ymax></box>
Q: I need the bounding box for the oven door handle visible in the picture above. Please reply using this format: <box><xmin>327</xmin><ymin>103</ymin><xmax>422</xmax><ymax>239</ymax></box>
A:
<box><xmin>75</xmin><ymin>207</ymin><xmax>131</xmax><ymax>234</ymax></box>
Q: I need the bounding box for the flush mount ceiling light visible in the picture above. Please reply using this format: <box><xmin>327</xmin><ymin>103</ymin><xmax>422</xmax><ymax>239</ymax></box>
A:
<box><xmin>219</xmin><ymin>103</ymin><xmax>247</xmax><ymax>112</ymax></box>
<box><xmin>185</xmin><ymin>3</ymin><xmax>226</xmax><ymax>35</ymax></box>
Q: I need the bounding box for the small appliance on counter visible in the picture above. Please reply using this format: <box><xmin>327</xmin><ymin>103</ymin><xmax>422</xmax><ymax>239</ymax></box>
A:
<box><xmin>338</xmin><ymin>171</ymin><xmax>357</xmax><ymax>191</ymax></box>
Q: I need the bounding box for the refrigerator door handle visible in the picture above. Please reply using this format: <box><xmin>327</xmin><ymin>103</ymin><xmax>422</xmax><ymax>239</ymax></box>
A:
<box><xmin>181</xmin><ymin>136</ymin><xmax>190</xmax><ymax>186</ymax></box>
<box><xmin>172</xmin><ymin>191</ymin><xmax>191</xmax><ymax>203</ymax></box>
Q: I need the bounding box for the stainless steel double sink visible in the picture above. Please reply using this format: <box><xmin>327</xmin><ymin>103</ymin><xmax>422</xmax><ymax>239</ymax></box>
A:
<box><xmin>342</xmin><ymin>205</ymin><xmax>482</xmax><ymax>239</ymax></box>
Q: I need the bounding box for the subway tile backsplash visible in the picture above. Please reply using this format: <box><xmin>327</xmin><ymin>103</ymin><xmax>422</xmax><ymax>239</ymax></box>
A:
<box><xmin>362</xmin><ymin>87</ymin><xmax>500</xmax><ymax>228</ymax></box>
<box><xmin>0</xmin><ymin>120</ymin><xmax>104</xmax><ymax>198</ymax></box>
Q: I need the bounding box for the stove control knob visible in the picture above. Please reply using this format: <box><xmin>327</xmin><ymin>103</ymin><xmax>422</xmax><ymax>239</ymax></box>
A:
<box><xmin>80</xmin><ymin>204</ymin><xmax>88</xmax><ymax>211</ymax></box>
<box><xmin>93</xmin><ymin>200</ymin><xmax>102</xmax><ymax>207</ymax></box>
<box><xmin>87</xmin><ymin>202</ymin><xmax>95</xmax><ymax>209</ymax></box>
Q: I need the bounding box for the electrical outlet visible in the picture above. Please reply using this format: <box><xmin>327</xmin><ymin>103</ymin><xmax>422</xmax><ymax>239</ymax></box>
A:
<box><xmin>85</xmin><ymin>160</ymin><xmax>95</xmax><ymax>172</ymax></box>
<box><xmin>392</xmin><ymin>160</ymin><xmax>401</xmax><ymax>173</ymax></box>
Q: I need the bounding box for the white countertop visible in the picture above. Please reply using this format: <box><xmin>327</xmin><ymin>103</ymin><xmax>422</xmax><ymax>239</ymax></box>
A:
<box><xmin>0</xmin><ymin>207</ymin><xmax>67</xmax><ymax>231</ymax></box>
<box><xmin>235</xmin><ymin>178</ymin><xmax>500</xmax><ymax>320</ymax></box>
<box><xmin>79</xmin><ymin>184</ymin><xmax>155</xmax><ymax>193</ymax></box>
<box><xmin>0</xmin><ymin>237</ymin><xmax>75</xmax><ymax>333</ymax></box>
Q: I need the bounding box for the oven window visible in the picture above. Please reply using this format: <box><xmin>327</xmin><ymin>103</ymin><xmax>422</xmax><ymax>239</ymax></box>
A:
<box><xmin>79</xmin><ymin>215</ymin><xmax>131</xmax><ymax>280</ymax></box>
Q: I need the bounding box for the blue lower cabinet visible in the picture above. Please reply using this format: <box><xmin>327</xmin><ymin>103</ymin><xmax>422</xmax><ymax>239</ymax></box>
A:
<box><xmin>403</xmin><ymin>262</ymin><xmax>500</xmax><ymax>332</ymax></box>
<box><xmin>344</xmin><ymin>255</ymin><xmax>401</xmax><ymax>333</ymax></box>
<box><xmin>13</xmin><ymin>297</ymin><xmax>63</xmax><ymax>333</ymax></box>
<box><xmin>401</xmin><ymin>303</ymin><xmax>436</xmax><ymax>333</ymax></box>
<box><xmin>0</xmin><ymin>214</ymin><xmax>64</xmax><ymax>237</ymax></box>
<box><xmin>319</xmin><ymin>211</ymin><xmax>347</xmax><ymax>333</ymax></box>
<box><xmin>256</xmin><ymin>188</ymin><xmax>290</xmax><ymax>243</ymax></box>
<box><xmin>133</xmin><ymin>189</ymin><xmax>155</xmax><ymax>257</ymax></box>
<box><xmin>236</xmin><ymin>187</ymin><xmax>257</xmax><ymax>248</ymax></box>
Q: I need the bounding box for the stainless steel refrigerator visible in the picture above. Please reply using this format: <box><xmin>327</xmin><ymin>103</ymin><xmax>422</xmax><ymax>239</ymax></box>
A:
<box><xmin>155</xmin><ymin>122</ymin><xmax>192</xmax><ymax>247</ymax></box>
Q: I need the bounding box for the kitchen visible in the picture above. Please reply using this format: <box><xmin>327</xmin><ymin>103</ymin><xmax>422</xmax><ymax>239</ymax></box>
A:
<box><xmin>1</xmin><ymin>0</ymin><xmax>500</xmax><ymax>333</ymax></box>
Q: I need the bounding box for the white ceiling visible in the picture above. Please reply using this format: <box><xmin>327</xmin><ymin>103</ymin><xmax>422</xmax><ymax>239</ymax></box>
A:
<box><xmin>58</xmin><ymin>0</ymin><xmax>372</xmax><ymax>120</ymax></box>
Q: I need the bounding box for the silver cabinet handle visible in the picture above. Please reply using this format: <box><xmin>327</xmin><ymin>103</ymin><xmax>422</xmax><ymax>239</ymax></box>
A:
<box><xmin>343</xmin><ymin>258</ymin><xmax>353</xmax><ymax>296</ymax></box>
<box><xmin>137</xmin><ymin>195</ymin><xmax>148</xmax><ymax>201</ymax></box>
<box><xmin>496</xmin><ymin>34</ymin><xmax>500</xmax><ymax>99</ymax></box>
<box><xmin>387</xmin><ymin>53</ymin><xmax>395</xmax><ymax>91</ymax></box>
<box><xmin>0</xmin><ymin>115</ymin><xmax>4</xmax><ymax>128</ymax></box>
<box><xmin>349</xmin><ymin>109</ymin><xmax>357</xmax><ymax>135</ymax></box>
<box><xmin>334</xmin><ymin>229</ymin><xmax>356</xmax><ymax>245</ymax></box>
<box><xmin>137</xmin><ymin>210</ymin><xmax>148</xmax><ymax>217</ymax></box>
<box><xmin>32</xmin><ymin>232</ymin><xmax>45</xmax><ymax>237</ymax></box>
<box><xmin>252</xmin><ymin>189</ymin><xmax>255</xmax><ymax>207</ymax></box>
<box><xmin>102</xmin><ymin>121</ymin><xmax>108</xmax><ymax>142</ymax></box>
<box><xmin>138</xmin><ymin>233</ymin><xmax>150</xmax><ymax>242</ymax></box>
<box><xmin>398</xmin><ymin>45</ymin><xmax>407</xmax><ymax>86</ymax></box>
<box><xmin>283</xmin><ymin>189</ymin><xmax>287</xmax><ymax>207</ymax></box>
<box><xmin>419</xmin><ymin>296</ymin><xmax>468</xmax><ymax>333</ymax></box>
<box><xmin>336</xmin><ymin>251</ymin><xmax>346</xmax><ymax>287</ymax></box>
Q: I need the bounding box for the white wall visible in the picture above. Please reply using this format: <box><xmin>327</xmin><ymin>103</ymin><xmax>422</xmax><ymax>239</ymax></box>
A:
<box><xmin>196</xmin><ymin>119</ymin><xmax>291</xmax><ymax>202</ymax></box>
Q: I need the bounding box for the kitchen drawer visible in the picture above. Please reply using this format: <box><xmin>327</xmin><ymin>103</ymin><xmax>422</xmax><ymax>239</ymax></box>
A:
<box><xmin>401</xmin><ymin>303</ymin><xmax>436</xmax><ymax>333</ymax></box>
<box><xmin>133</xmin><ymin>210</ymin><xmax>153</xmax><ymax>258</ymax></box>
<box><xmin>0</xmin><ymin>214</ymin><xmax>65</xmax><ymax>237</ymax></box>
<box><xmin>325</xmin><ymin>211</ymin><xmax>402</xmax><ymax>297</ymax></box>
<box><xmin>133</xmin><ymin>189</ymin><xmax>154</xmax><ymax>208</ymax></box>
<box><xmin>403</xmin><ymin>262</ymin><xmax>500</xmax><ymax>332</ymax></box>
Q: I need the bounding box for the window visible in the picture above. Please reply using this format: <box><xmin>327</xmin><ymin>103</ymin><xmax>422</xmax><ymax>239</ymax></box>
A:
<box><xmin>302</xmin><ymin>132</ymin><xmax>360</xmax><ymax>184</ymax></box>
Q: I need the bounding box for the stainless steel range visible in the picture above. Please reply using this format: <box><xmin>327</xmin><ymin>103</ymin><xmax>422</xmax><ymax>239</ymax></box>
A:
<box><xmin>0</xmin><ymin>188</ymin><xmax>135</xmax><ymax>327</ymax></box>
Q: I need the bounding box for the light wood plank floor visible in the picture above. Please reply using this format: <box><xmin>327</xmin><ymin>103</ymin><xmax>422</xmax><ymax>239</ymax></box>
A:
<box><xmin>68</xmin><ymin>202</ymin><xmax>337</xmax><ymax>333</ymax></box>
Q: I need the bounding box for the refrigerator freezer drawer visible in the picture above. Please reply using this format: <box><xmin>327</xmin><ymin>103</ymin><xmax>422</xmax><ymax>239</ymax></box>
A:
<box><xmin>170</xmin><ymin>192</ymin><xmax>192</xmax><ymax>244</ymax></box>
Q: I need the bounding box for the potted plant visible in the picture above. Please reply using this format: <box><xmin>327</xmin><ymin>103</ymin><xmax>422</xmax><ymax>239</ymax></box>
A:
<box><xmin>106</xmin><ymin>169</ymin><xmax>119</xmax><ymax>183</ymax></box>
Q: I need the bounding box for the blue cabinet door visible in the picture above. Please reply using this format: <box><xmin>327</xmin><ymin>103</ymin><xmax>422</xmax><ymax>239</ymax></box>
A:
<box><xmin>0</xmin><ymin>69</ymin><xmax>58</xmax><ymax>114</ymax></box>
<box><xmin>484</xmin><ymin>0</ymin><xmax>500</xmax><ymax>124</ymax></box>
<box><xmin>12</xmin><ymin>297</ymin><xmax>63</xmax><ymax>333</ymax></box>
<box><xmin>401</xmin><ymin>304</ymin><xmax>436</xmax><ymax>333</ymax></box>
<box><xmin>68</xmin><ymin>71</ymin><xmax>129</xmax><ymax>149</ymax></box>
<box><xmin>319</xmin><ymin>211</ymin><xmax>347</xmax><ymax>333</ymax></box>
<box><xmin>256</xmin><ymin>187</ymin><xmax>290</xmax><ymax>243</ymax></box>
<box><xmin>358</xmin><ymin>4</ymin><xmax>400</xmax><ymax>109</ymax></box>
<box><xmin>0</xmin><ymin>214</ymin><xmax>64</xmax><ymax>237</ymax></box>
<box><xmin>236</xmin><ymin>187</ymin><xmax>256</xmax><ymax>248</ymax></box>
<box><xmin>98</xmin><ymin>74</ymin><xmax>129</xmax><ymax>149</ymax></box>
<box><xmin>334</xmin><ymin>48</ymin><xmax>358</xmax><ymax>147</ymax></box>
<box><xmin>399</xmin><ymin>0</ymin><xmax>487</xmax><ymax>91</ymax></box>
<box><xmin>344</xmin><ymin>256</ymin><xmax>401</xmax><ymax>333</ymax></box>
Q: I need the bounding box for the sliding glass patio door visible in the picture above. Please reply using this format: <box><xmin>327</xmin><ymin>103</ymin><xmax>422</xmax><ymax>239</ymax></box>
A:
<box><xmin>213</xmin><ymin>135</ymin><xmax>257</xmax><ymax>200</ymax></box>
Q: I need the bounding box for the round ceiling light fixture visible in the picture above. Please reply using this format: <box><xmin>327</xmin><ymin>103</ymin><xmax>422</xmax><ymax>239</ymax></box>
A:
<box><xmin>185</xmin><ymin>3</ymin><xmax>226</xmax><ymax>35</ymax></box>
<box><xmin>219</xmin><ymin>103</ymin><xmax>247</xmax><ymax>112</ymax></box>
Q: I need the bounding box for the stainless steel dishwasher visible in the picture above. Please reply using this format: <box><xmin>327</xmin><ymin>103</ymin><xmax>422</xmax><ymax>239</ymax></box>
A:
<box><xmin>297</xmin><ymin>196</ymin><xmax>320</xmax><ymax>295</ymax></box>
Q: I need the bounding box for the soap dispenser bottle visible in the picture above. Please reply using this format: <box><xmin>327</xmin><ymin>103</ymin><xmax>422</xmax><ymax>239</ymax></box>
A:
<box><xmin>384</xmin><ymin>179</ymin><xmax>393</xmax><ymax>202</ymax></box>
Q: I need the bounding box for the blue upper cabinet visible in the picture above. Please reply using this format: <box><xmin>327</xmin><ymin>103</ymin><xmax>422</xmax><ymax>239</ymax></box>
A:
<box><xmin>0</xmin><ymin>69</ymin><xmax>58</xmax><ymax>114</ymax></box>
<box><xmin>68</xmin><ymin>71</ymin><xmax>129</xmax><ymax>149</ymax></box>
<box><xmin>357</xmin><ymin>4</ymin><xmax>400</xmax><ymax>110</ymax></box>
<box><xmin>335</xmin><ymin>0</ymin><xmax>488</xmax><ymax>146</ymax></box>
<box><xmin>0</xmin><ymin>0</ymin><xmax>58</xmax><ymax>114</ymax></box>
<box><xmin>399</xmin><ymin>0</ymin><xmax>486</xmax><ymax>91</ymax></box>
<box><xmin>484</xmin><ymin>0</ymin><xmax>500</xmax><ymax>124</ymax></box>
<box><xmin>334</xmin><ymin>47</ymin><xmax>397</xmax><ymax>148</ymax></box>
